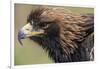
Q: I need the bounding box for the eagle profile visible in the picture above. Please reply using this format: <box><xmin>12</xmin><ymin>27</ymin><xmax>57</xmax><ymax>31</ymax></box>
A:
<box><xmin>18</xmin><ymin>6</ymin><xmax>94</xmax><ymax>63</ymax></box>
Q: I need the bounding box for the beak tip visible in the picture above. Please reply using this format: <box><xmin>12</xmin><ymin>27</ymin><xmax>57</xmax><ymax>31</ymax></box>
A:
<box><xmin>18</xmin><ymin>31</ymin><xmax>25</xmax><ymax>45</ymax></box>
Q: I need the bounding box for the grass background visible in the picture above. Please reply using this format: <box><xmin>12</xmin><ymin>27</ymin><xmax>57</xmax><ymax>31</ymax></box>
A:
<box><xmin>14</xmin><ymin>4</ymin><xmax>94</xmax><ymax>65</ymax></box>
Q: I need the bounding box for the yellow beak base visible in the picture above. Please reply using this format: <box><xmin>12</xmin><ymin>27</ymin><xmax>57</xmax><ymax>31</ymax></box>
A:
<box><xmin>30</xmin><ymin>32</ymin><xmax>44</xmax><ymax>36</ymax></box>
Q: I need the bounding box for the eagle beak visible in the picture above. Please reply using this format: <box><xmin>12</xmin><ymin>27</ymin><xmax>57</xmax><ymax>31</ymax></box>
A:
<box><xmin>18</xmin><ymin>31</ymin><xmax>43</xmax><ymax>45</ymax></box>
<box><xmin>18</xmin><ymin>23</ymin><xmax>44</xmax><ymax>45</ymax></box>
<box><xmin>18</xmin><ymin>30</ymin><xmax>44</xmax><ymax>39</ymax></box>
<box><xmin>18</xmin><ymin>31</ymin><xmax>25</xmax><ymax>45</ymax></box>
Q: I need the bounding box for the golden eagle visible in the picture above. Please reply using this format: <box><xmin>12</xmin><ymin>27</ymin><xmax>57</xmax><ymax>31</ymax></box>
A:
<box><xmin>18</xmin><ymin>6</ymin><xmax>94</xmax><ymax>63</ymax></box>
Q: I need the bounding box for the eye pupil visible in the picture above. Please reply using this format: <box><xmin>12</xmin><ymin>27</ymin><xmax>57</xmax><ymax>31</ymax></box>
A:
<box><xmin>39</xmin><ymin>23</ymin><xmax>46</xmax><ymax>27</ymax></box>
<box><xmin>26</xmin><ymin>29</ymin><xmax>30</xmax><ymax>30</ymax></box>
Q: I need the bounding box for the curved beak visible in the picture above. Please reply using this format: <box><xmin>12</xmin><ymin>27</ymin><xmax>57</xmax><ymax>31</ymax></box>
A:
<box><xmin>18</xmin><ymin>30</ymin><xmax>25</xmax><ymax>45</ymax></box>
<box><xmin>18</xmin><ymin>23</ymin><xmax>44</xmax><ymax>45</ymax></box>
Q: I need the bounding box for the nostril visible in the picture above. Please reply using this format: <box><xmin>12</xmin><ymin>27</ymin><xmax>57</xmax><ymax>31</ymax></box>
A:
<box><xmin>26</xmin><ymin>29</ymin><xmax>30</xmax><ymax>31</ymax></box>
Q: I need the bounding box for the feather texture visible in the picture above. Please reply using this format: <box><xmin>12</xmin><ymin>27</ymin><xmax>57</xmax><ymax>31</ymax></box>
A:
<box><xmin>26</xmin><ymin>6</ymin><xmax>94</xmax><ymax>62</ymax></box>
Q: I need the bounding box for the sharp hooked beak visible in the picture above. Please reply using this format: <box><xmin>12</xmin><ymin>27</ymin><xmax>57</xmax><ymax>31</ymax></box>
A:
<box><xmin>18</xmin><ymin>23</ymin><xmax>44</xmax><ymax>45</ymax></box>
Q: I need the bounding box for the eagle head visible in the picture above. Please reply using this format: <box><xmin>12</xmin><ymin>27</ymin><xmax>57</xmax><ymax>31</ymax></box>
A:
<box><xmin>18</xmin><ymin>7</ymin><xmax>62</xmax><ymax>45</ymax></box>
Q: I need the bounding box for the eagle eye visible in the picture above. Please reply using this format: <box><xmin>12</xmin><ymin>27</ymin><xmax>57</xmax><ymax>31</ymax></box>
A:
<box><xmin>39</xmin><ymin>23</ymin><xmax>47</xmax><ymax>27</ymax></box>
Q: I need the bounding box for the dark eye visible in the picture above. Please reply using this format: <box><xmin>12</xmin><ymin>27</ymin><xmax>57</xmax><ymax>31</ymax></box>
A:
<box><xmin>39</xmin><ymin>23</ymin><xmax>47</xmax><ymax>27</ymax></box>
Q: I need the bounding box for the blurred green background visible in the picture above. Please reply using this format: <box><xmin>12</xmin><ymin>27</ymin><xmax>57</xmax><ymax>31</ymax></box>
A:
<box><xmin>14</xmin><ymin>4</ymin><xmax>94</xmax><ymax>65</ymax></box>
